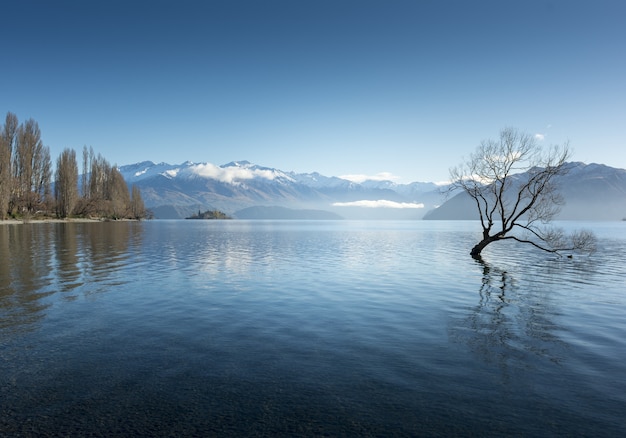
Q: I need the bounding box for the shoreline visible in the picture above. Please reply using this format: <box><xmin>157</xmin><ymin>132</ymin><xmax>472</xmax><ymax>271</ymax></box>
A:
<box><xmin>0</xmin><ymin>218</ymin><xmax>139</xmax><ymax>225</ymax></box>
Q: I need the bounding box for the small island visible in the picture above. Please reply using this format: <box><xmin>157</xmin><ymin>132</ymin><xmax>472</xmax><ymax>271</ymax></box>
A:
<box><xmin>186</xmin><ymin>209</ymin><xmax>231</xmax><ymax>220</ymax></box>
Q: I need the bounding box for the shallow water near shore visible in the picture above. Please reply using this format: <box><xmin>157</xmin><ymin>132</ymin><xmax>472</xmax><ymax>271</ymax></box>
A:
<box><xmin>1</xmin><ymin>220</ymin><xmax>625</xmax><ymax>436</ymax></box>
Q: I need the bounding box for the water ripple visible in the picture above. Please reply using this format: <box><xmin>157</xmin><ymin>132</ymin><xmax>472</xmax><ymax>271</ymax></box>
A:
<box><xmin>1</xmin><ymin>220</ymin><xmax>625</xmax><ymax>436</ymax></box>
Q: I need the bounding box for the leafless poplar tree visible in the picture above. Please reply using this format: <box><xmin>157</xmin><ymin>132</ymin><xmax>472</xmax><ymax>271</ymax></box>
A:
<box><xmin>82</xmin><ymin>145</ymin><xmax>90</xmax><ymax>198</ymax></box>
<box><xmin>12</xmin><ymin>118</ymin><xmax>52</xmax><ymax>213</ymax></box>
<box><xmin>2</xmin><ymin>111</ymin><xmax>147</xmax><ymax>220</ymax></box>
<box><xmin>34</xmin><ymin>143</ymin><xmax>52</xmax><ymax>209</ymax></box>
<box><xmin>449</xmin><ymin>127</ymin><xmax>596</xmax><ymax>259</ymax></box>
<box><xmin>89</xmin><ymin>152</ymin><xmax>111</xmax><ymax>202</ymax></box>
<box><xmin>130</xmin><ymin>184</ymin><xmax>145</xmax><ymax>219</ymax></box>
<box><xmin>0</xmin><ymin>112</ymin><xmax>18</xmax><ymax>218</ymax></box>
<box><xmin>107</xmin><ymin>167</ymin><xmax>131</xmax><ymax>219</ymax></box>
<box><xmin>55</xmin><ymin>148</ymin><xmax>79</xmax><ymax>218</ymax></box>
<box><xmin>0</xmin><ymin>137</ymin><xmax>9</xmax><ymax>219</ymax></box>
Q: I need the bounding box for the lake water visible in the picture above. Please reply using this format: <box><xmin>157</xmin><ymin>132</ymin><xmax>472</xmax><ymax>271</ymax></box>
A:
<box><xmin>1</xmin><ymin>220</ymin><xmax>625</xmax><ymax>436</ymax></box>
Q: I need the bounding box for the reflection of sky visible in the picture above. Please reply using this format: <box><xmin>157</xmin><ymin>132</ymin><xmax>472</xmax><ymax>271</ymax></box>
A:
<box><xmin>179</xmin><ymin>221</ymin><xmax>483</xmax><ymax>305</ymax></box>
<box><xmin>3</xmin><ymin>222</ymin><xmax>626</xmax><ymax>436</ymax></box>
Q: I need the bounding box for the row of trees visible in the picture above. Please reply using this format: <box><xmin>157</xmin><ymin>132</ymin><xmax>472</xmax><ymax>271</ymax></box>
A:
<box><xmin>0</xmin><ymin>113</ymin><xmax>51</xmax><ymax>217</ymax></box>
<box><xmin>1</xmin><ymin>112</ymin><xmax>146</xmax><ymax>220</ymax></box>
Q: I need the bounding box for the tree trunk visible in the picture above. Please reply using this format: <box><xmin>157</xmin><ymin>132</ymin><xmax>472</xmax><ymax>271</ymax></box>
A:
<box><xmin>470</xmin><ymin>237</ymin><xmax>494</xmax><ymax>259</ymax></box>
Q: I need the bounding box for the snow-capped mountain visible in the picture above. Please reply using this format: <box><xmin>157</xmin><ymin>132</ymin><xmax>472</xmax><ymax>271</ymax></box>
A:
<box><xmin>118</xmin><ymin>160</ymin><xmax>626</xmax><ymax>220</ymax></box>
<box><xmin>121</xmin><ymin>160</ymin><xmax>294</xmax><ymax>185</ymax></box>
<box><xmin>118</xmin><ymin>160</ymin><xmax>444</xmax><ymax>219</ymax></box>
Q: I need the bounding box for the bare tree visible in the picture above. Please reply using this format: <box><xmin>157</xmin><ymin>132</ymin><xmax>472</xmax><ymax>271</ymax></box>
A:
<box><xmin>33</xmin><ymin>143</ymin><xmax>52</xmax><ymax>210</ymax></box>
<box><xmin>2</xmin><ymin>113</ymin><xmax>145</xmax><ymax>220</ymax></box>
<box><xmin>82</xmin><ymin>145</ymin><xmax>89</xmax><ymax>198</ymax></box>
<box><xmin>130</xmin><ymin>184</ymin><xmax>145</xmax><ymax>219</ymax></box>
<box><xmin>0</xmin><ymin>136</ymin><xmax>9</xmax><ymax>219</ymax></box>
<box><xmin>89</xmin><ymin>152</ymin><xmax>111</xmax><ymax>202</ymax></box>
<box><xmin>55</xmin><ymin>148</ymin><xmax>79</xmax><ymax>218</ymax></box>
<box><xmin>449</xmin><ymin>127</ymin><xmax>596</xmax><ymax>259</ymax></box>
<box><xmin>0</xmin><ymin>112</ymin><xmax>18</xmax><ymax>218</ymax></box>
<box><xmin>107</xmin><ymin>166</ymin><xmax>130</xmax><ymax>219</ymax></box>
<box><xmin>13</xmin><ymin>118</ymin><xmax>52</xmax><ymax>213</ymax></box>
<box><xmin>75</xmin><ymin>146</ymin><xmax>98</xmax><ymax>216</ymax></box>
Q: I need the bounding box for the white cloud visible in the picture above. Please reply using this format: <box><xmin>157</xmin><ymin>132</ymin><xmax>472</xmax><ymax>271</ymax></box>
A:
<box><xmin>332</xmin><ymin>200</ymin><xmax>424</xmax><ymax>209</ymax></box>
<box><xmin>534</xmin><ymin>133</ymin><xmax>545</xmax><ymax>141</ymax></box>
<box><xmin>165</xmin><ymin>168</ymin><xmax>180</xmax><ymax>178</ymax></box>
<box><xmin>339</xmin><ymin>172</ymin><xmax>400</xmax><ymax>183</ymax></box>
<box><xmin>189</xmin><ymin>163</ymin><xmax>279</xmax><ymax>184</ymax></box>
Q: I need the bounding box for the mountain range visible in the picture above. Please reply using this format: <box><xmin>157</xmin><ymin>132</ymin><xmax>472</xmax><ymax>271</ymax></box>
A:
<box><xmin>118</xmin><ymin>160</ymin><xmax>626</xmax><ymax>220</ymax></box>
<box><xmin>422</xmin><ymin>162</ymin><xmax>626</xmax><ymax>221</ymax></box>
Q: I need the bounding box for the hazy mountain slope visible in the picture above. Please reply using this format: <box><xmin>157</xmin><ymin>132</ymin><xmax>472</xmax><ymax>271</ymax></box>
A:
<box><xmin>423</xmin><ymin>162</ymin><xmax>626</xmax><ymax>220</ymax></box>
<box><xmin>422</xmin><ymin>192</ymin><xmax>479</xmax><ymax>220</ymax></box>
<box><xmin>118</xmin><ymin>160</ymin><xmax>625</xmax><ymax>220</ymax></box>
<box><xmin>233</xmin><ymin>206</ymin><xmax>343</xmax><ymax>220</ymax></box>
<box><xmin>557</xmin><ymin>163</ymin><xmax>626</xmax><ymax>220</ymax></box>
<box><xmin>118</xmin><ymin>160</ymin><xmax>444</xmax><ymax>219</ymax></box>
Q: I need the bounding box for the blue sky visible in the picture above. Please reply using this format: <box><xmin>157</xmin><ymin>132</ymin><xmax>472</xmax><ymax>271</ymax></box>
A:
<box><xmin>2</xmin><ymin>0</ymin><xmax>624</xmax><ymax>183</ymax></box>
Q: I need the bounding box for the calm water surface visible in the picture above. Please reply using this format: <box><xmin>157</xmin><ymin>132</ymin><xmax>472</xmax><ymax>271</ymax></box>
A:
<box><xmin>1</xmin><ymin>220</ymin><xmax>625</xmax><ymax>436</ymax></box>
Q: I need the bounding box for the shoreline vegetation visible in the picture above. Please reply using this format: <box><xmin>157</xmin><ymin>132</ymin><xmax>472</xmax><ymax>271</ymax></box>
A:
<box><xmin>0</xmin><ymin>216</ymin><xmax>142</xmax><ymax>225</ymax></box>
<box><xmin>1</xmin><ymin>111</ymin><xmax>148</xmax><ymax>222</ymax></box>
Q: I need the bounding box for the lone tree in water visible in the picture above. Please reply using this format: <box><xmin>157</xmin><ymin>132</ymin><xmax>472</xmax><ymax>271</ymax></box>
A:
<box><xmin>449</xmin><ymin>127</ymin><xmax>596</xmax><ymax>259</ymax></box>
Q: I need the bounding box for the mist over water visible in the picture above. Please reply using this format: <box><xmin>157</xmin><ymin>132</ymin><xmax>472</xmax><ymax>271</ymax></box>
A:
<box><xmin>1</xmin><ymin>220</ymin><xmax>625</xmax><ymax>436</ymax></box>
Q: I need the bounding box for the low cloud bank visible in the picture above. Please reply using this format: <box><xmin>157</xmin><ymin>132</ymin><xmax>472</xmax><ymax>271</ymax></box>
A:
<box><xmin>332</xmin><ymin>200</ymin><xmax>424</xmax><ymax>209</ymax></box>
<box><xmin>190</xmin><ymin>163</ymin><xmax>280</xmax><ymax>184</ymax></box>
<box><xmin>339</xmin><ymin>172</ymin><xmax>400</xmax><ymax>183</ymax></box>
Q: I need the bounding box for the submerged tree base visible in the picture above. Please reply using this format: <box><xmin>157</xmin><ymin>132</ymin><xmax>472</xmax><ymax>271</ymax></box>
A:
<box><xmin>470</xmin><ymin>238</ymin><xmax>494</xmax><ymax>259</ymax></box>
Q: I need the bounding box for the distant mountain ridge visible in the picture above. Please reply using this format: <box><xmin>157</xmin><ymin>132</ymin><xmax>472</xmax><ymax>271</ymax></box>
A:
<box><xmin>117</xmin><ymin>160</ymin><xmax>626</xmax><ymax>220</ymax></box>
<box><xmin>118</xmin><ymin>160</ymin><xmax>444</xmax><ymax>219</ymax></box>
<box><xmin>423</xmin><ymin>162</ymin><xmax>626</xmax><ymax>221</ymax></box>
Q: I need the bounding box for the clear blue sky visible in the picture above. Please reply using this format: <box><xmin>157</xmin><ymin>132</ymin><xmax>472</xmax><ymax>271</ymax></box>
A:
<box><xmin>2</xmin><ymin>0</ymin><xmax>624</xmax><ymax>183</ymax></box>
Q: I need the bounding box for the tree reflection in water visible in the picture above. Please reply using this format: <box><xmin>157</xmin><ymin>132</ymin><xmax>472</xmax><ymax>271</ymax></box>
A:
<box><xmin>0</xmin><ymin>222</ymin><xmax>142</xmax><ymax>338</ymax></box>
<box><xmin>0</xmin><ymin>225</ymin><xmax>54</xmax><ymax>338</ymax></box>
<box><xmin>449</xmin><ymin>256</ymin><xmax>569</xmax><ymax>385</ymax></box>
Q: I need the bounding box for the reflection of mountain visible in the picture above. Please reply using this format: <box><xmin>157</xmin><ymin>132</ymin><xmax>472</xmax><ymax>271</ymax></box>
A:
<box><xmin>118</xmin><ymin>161</ymin><xmax>445</xmax><ymax>219</ymax></box>
<box><xmin>424</xmin><ymin>162</ymin><xmax>626</xmax><ymax>221</ymax></box>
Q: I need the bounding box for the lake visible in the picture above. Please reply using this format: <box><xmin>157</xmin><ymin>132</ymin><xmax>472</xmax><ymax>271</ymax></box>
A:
<box><xmin>1</xmin><ymin>220</ymin><xmax>625</xmax><ymax>436</ymax></box>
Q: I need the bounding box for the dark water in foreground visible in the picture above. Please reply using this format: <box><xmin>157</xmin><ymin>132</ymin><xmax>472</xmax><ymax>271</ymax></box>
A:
<box><xmin>1</xmin><ymin>220</ymin><xmax>625</xmax><ymax>437</ymax></box>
